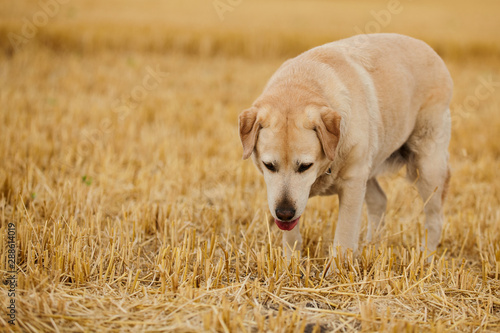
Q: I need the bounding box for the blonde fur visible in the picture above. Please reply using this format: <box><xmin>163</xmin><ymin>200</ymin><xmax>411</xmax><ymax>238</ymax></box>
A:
<box><xmin>238</xmin><ymin>33</ymin><xmax>453</xmax><ymax>262</ymax></box>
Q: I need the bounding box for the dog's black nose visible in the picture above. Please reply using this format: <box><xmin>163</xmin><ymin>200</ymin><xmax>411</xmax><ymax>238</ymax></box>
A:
<box><xmin>275</xmin><ymin>208</ymin><xmax>296</xmax><ymax>221</ymax></box>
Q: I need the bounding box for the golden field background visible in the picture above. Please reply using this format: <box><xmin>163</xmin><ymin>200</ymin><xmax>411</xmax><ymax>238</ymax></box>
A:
<box><xmin>0</xmin><ymin>0</ymin><xmax>499</xmax><ymax>331</ymax></box>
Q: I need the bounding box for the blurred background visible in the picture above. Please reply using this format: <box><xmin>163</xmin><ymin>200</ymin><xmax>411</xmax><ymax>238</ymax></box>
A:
<box><xmin>0</xmin><ymin>0</ymin><xmax>499</xmax><ymax>331</ymax></box>
<box><xmin>2</xmin><ymin>0</ymin><xmax>500</xmax><ymax>57</ymax></box>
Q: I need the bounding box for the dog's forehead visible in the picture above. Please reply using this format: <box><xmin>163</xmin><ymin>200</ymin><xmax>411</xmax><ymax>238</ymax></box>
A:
<box><xmin>257</xmin><ymin>116</ymin><xmax>321</xmax><ymax>162</ymax></box>
<box><xmin>288</xmin><ymin>126</ymin><xmax>322</xmax><ymax>158</ymax></box>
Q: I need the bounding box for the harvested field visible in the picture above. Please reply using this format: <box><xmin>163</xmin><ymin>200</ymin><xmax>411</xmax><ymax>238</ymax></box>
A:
<box><xmin>1</xmin><ymin>0</ymin><xmax>499</xmax><ymax>331</ymax></box>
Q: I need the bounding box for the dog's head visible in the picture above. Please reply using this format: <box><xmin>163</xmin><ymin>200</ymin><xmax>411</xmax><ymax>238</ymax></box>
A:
<box><xmin>239</xmin><ymin>102</ymin><xmax>341</xmax><ymax>230</ymax></box>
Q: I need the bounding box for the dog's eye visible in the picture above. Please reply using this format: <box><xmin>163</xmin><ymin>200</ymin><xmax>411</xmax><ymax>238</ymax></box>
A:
<box><xmin>263</xmin><ymin>162</ymin><xmax>276</xmax><ymax>172</ymax></box>
<box><xmin>297</xmin><ymin>163</ymin><xmax>313</xmax><ymax>173</ymax></box>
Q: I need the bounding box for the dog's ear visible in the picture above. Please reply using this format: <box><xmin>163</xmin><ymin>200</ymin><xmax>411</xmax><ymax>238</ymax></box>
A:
<box><xmin>238</xmin><ymin>107</ymin><xmax>260</xmax><ymax>160</ymax></box>
<box><xmin>315</xmin><ymin>108</ymin><xmax>341</xmax><ymax>161</ymax></box>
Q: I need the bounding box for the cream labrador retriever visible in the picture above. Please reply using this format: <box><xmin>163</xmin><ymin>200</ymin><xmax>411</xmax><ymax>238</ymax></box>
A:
<box><xmin>238</xmin><ymin>33</ymin><xmax>452</xmax><ymax>262</ymax></box>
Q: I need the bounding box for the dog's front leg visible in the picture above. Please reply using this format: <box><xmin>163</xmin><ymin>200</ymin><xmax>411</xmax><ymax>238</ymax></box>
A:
<box><xmin>283</xmin><ymin>226</ymin><xmax>302</xmax><ymax>264</ymax></box>
<box><xmin>332</xmin><ymin>178</ymin><xmax>367</xmax><ymax>257</ymax></box>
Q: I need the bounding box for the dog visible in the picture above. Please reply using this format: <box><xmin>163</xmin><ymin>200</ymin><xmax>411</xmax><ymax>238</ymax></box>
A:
<box><xmin>238</xmin><ymin>33</ymin><xmax>452</xmax><ymax>262</ymax></box>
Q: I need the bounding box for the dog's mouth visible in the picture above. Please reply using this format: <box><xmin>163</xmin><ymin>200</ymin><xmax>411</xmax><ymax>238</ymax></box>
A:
<box><xmin>274</xmin><ymin>216</ymin><xmax>300</xmax><ymax>231</ymax></box>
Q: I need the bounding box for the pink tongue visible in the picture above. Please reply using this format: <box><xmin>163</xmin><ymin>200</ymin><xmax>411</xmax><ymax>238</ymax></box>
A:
<box><xmin>274</xmin><ymin>216</ymin><xmax>300</xmax><ymax>231</ymax></box>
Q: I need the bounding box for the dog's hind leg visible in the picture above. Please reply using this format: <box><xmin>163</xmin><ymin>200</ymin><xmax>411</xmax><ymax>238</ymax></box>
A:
<box><xmin>365</xmin><ymin>178</ymin><xmax>387</xmax><ymax>242</ymax></box>
<box><xmin>407</xmin><ymin>109</ymin><xmax>451</xmax><ymax>253</ymax></box>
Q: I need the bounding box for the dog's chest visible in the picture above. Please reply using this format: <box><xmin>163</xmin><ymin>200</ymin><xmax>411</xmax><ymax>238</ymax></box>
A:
<box><xmin>310</xmin><ymin>174</ymin><xmax>339</xmax><ymax>197</ymax></box>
